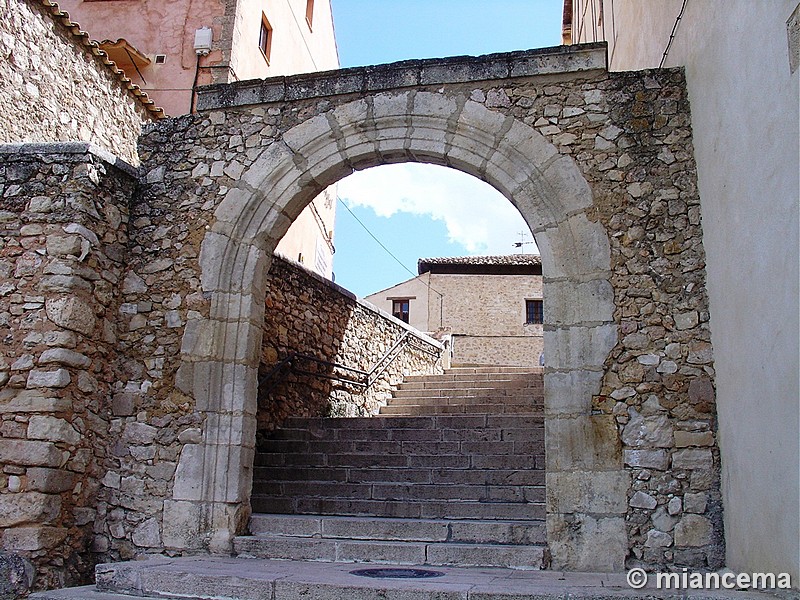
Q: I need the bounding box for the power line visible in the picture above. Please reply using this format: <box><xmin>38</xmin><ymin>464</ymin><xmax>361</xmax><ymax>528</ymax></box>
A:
<box><xmin>337</xmin><ymin>197</ymin><xmax>445</xmax><ymax>299</ymax></box>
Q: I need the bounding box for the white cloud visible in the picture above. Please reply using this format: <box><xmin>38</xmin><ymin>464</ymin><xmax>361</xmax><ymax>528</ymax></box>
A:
<box><xmin>337</xmin><ymin>163</ymin><xmax>538</xmax><ymax>255</ymax></box>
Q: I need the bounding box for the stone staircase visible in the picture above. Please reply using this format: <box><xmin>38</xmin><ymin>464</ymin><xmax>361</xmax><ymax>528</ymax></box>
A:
<box><xmin>236</xmin><ymin>365</ymin><xmax>547</xmax><ymax>570</ymax></box>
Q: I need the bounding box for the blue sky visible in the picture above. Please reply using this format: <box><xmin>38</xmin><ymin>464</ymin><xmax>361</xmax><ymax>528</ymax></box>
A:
<box><xmin>327</xmin><ymin>1</ymin><xmax>563</xmax><ymax>297</ymax></box>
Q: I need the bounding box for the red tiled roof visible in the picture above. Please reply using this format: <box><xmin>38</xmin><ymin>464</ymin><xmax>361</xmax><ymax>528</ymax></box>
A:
<box><xmin>418</xmin><ymin>254</ymin><xmax>541</xmax><ymax>274</ymax></box>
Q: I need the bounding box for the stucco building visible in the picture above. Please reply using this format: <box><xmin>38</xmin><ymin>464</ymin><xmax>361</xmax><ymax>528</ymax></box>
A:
<box><xmin>365</xmin><ymin>255</ymin><xmax>544</xmax><ymax>367</ymax></box>
<box><xmin>56</xmin><ymin>0</ymin><xmax>339</xmax><ymax>278</ymax></box>
<box><xmin>563</xmin><ymin>0</ymin><xmax>800</xmax><ymax>583</ymax></box>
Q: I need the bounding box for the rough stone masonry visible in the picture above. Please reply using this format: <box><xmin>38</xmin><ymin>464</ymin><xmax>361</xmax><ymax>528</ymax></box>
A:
<box><xmin>0</xmin><ymin>41</ymin><xmax>722</xmax><ymax>592</ymax></box>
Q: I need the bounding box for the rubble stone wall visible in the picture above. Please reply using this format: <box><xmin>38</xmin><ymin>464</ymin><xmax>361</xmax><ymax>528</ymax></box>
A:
<box><xmin>0</xmin><ymin>0</ymin><xmax>150</xmax><ymax>164</ymax></box>
<box><xmin>0</xmin><ymin>143</ymin><xmax>135</xmax><ymax>592</ymax></box>
<box><xmin>258</xmin><ymin>255</ymin><xmax>445</xmax><ymax>435</ymax></box>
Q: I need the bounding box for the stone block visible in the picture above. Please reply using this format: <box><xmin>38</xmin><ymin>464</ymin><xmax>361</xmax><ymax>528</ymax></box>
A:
<box><xmin>546</xmin><ymin>470</ymin><xmax>629</xmax><ymax>514</ymax></box>
<box><xmin>26</xmin><ymin>468</ymin><xmax>75</xmax><ymax>493</ymax></box>
<box><xmin>622</xmin><ymin>410</ymin><xmax>673</xmax><ymax>448</ymax></box>
<box><xmin>547</xmin><ymin>513</ymin><xmax>627</xmax><ymax>572</ymax></box>
<box><xmin>172</xmin><ymin>444</ymin><xmax>204</xmax><ymax>501</ymax></box>
<box><xmin>338</xmin><ymin>540</ymin><xmax>425</xmax><ymax>564</ymax></box>
<box><xmin>131</xmin><ymin>518</ymin><xmax>161</xmax><ymax>548</ymax></box>
<box><xmin>37</xmin><ymin>348</ymin><xmax>91</xmax><ymax>369</ymax></box>
<box><xmin>420</xmin><ymin>58</ymin><xmax>508</xmax><ymax>85</ymax></box>
<box><xmin>160</xmin><ymin>501</ymin><xmax>205</xmax><ymax>551</ymax></box>
<box><xmin>644</xmin><ymin>529</ymin><xmax>673</xmax><ymax>548</ymax></box>
<box><xmin>624</xmin><ymin>449</ymin><xmax>669</xmax><ymax>471</ymax></box>
<box><xmin>688</xmin><ymin>377</ymin><xmax>714</xmax><ymax>404</ymax></box>
<box><xmin>45</xmin><ymin>235</ymin><xmax>82</xmax><ymax>257</ymax></box>
<box><xmin>544</xmin><ymin>276</ymin><xmax>615</xmax><ymax>326</ymax></box>
<box><xmin>683</xmin><ymin>492</ymin><xmax>708</xmax><ymax>514</ymax></box>
<box><xmin>1</xmin><ymin>526</ymin><xmax>68</xmax><ymax>551</ymax></box>
<box><xmin>674</xmin><ymin>431</ymin><xmax>715</xmax><ymax>447</ymax></box>
<box><xmin>26</xmin><ymin>416</ymin><xmax>81</xmax><ymax>444</ymax></box>
<box><xmin>672</xmin><ymin>448</ymin><xmax>713</xmax><ymax>470</ymax></box>
<box><xmin>45</xmin><ymin>296</ymin><xmax>96</xmax><ymax>335</ymax></box>
<box><xmin>26</xmin><ymin>369</ymin><xmax>71</xmax><ymax>389</ymax></box>
<box><xmin>0</xmin><ymin>439</ymin><xmax>65</xmax><ymax>467</ymax></box>
<box><xmin>629</xmin><ymin>491</ymin><xmax>657</xmax><ymax>509</ymax></box>
<box><xmin>674</xmin><ymin>514</ymin><xmax>713</xmax><ymax>547</ymax></box>
<box><xmin>0</xmin><ymin>390</ymin><xmax>70</xmax><ymax>414</ymax></box>
<box><xmin>546</xmin><ymin>415</ymin><xmax>621</xmax><ymax>471</ymax></box>
<box><xmin>204</xmin><ymin>413</ymin><xmax>256</xmax><ymax>448</ymax></box>
<box><xmin>543</xmin><ymin>369</ymin><xmax>602</xmax><ymax>415</ymax></box>
<box><xmin>543</xmin><ymin>323</ymin><xmax>617</xmax><ymax>371</ymax></box>
<box><xmin>124</xmin><ymin>422</ymin><xmax>157</xmax><ymax>445</ymax></box>
<box><xmin>0</xmin><ymin>492</ymin><xmax>61</xmax><ymax>527</ymax></box>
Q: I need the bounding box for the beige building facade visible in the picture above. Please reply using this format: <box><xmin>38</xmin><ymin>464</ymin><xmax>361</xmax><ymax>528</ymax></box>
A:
<box><xmin>564</xmin><ymin>0</ymin><xmax>800</xmax><ymax>582</ymax></box>
<box><xmin>59</xmin><ymin>0</ymin><xmax>339</xmax><ymax>278</ymax></box>
<box><xmin>365</xmin><ymin>256</ymin><xmax>544</xmax><ymax>368</ymax></box>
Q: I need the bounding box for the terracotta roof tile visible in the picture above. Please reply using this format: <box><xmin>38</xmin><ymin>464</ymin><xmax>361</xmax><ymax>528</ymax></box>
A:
<box><xmin>417</xmin><ymin>254</ymin><xmax>541</xmax><ymax>274</ymax></box>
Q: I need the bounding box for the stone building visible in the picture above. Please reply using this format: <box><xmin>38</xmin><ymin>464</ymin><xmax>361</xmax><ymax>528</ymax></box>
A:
<box><xmin>563</xmin><ymin>0</ymin><xmax>800</xmax><ymax>583</ymax></box>
<box><xmin>365</xmin><ymin>255</ymin><xmax>544</xmax><ymax>367</ymax></box>
<box><xmin>56</xmin><ymin>0</ymin><xmax>339</xmax><ymax>278</ymax></box>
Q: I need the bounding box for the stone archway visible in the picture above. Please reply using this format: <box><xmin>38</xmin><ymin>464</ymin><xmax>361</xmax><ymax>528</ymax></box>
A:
<box><xmin>171</xmin><ymin>90</ymin><xmax>626</xmax><ymax>570</ymax></box>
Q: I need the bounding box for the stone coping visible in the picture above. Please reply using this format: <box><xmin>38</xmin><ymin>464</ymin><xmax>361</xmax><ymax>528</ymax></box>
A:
<box><xmin>273</xmin><ymin>253</ymin><xmax>444</xmax><ymax>352</ymax></box>
<box><xmin>196</xmin><ymin>43</ymin><xmax>608</xmax><ymax>111</ymax></box>
<box><xmin>0</xmin><ymin>141</ymin><xmax>139</xmax><ymax>177</ymax></box>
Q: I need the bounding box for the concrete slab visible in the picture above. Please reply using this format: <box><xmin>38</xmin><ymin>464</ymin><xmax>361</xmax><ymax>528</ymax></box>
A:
<box><xmin>31</xmin><ymin>558</ymin><xmax>794</xmax><ymax>600</ymax></box>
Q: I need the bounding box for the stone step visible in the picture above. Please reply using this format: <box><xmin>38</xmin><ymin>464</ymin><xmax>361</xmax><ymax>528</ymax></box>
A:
<box><xmin>258</xmin><ymin>438</ymin><xmax>543</xmax><ymax>457</ymax></box>
<box><xmin>397</xmin><ymin>379</ymin><xmax>543</xmax><ymax>390</ymax></box>
<box><xmin>252</xmin><ymin>481</ymin><xmax>545</xmax><ymax>503</ymax></box>
<box><xmin>278</xmin><ymin>414</ymin><xmax>544</xmax><ymax>429</ymax></box>
<box><xmin>247</xmin><ymin>514</ymin><xmax>546</xmax><ymax>544</ymax></box>
<box><xmin>251</xmin><ymin>496</ymin><xmax>546</xmax><ymax>520</ymax></box>
<box><xmin>261</xmin><ymin>424</ymin><xmax>544</xmax><ymax>446</ymax></box>
<box><xmin>449</xmin><ymin>365</ymin><xmax>540</xmax><ymax>373</ymax></box>
<box><xmin>393</xmin><ymin>384</ymin><xmax>542</xmax><ymax>396</ymax></box>
<box><xmin>234</xmin><ymin>535</ymin><xmax>546</xmax><ymax>569</ymax></box>
<box><xmin>406</xmin><ymin>369</ymin><xmax>542</xmax><ymax>380</ymax></box>
<box><xmin>387</xmin><ymin>395</ymin><xmax>543</xmax><ymax>406</ymax></box>
<box><xmin>31</xmin><ymin>557</ymin><xmax>755</xmax><ymax>600</ymax></box>
<box><xmin>262</xmin><ymin>424</ymin><xmax>544</xmax><ymax>443</ymax></box>
<box><xmin>378</xmin><ymin>404</ymin><xmax>543</xmax><ymax>415</ymax></box>
<box><xmin>253</xmin><ymin>466</ymin><xmax>545</xmax><ymax>486</ymax></box>
<box><xmin>255</xmin><ymin>449</ymin><xmax>544</xmax><ymax>469</ymax></box>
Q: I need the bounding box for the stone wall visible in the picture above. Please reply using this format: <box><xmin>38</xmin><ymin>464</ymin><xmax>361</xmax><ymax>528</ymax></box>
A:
<box><xmin>0</xmin><ymin>143</ymin><xmax>135</xmax><ymax>592</ymax></box>
<box><xmin>453</xmin><ymin>334</ymin><xmax>542</xmax><ymax>368</ymax></box>
<box><xmin>258</xmin><ymin>255</ymin><xmax>445</xmax><ymax>436</ymax></box>
<box><xmin>0</xmin><ymin>0</ymin><xmax>156</xmax><ymax>164</ymax></box>
<box><xmin>0</xmin><ymin>44</ymin><xmax>725</xmax><ymax>578</ymax></box>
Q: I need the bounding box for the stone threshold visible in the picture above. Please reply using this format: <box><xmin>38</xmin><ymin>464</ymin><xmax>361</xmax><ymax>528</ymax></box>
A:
<box><xmin>30</xmin><ymin>557</ymin><xmax>790</xmax><ymax>600</ymax></box>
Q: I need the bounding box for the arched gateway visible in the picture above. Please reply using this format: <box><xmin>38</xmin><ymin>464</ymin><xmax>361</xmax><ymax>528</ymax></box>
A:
<box><xmin>131</xmin><ymin>43</ymin><xmax>721</xmax><ymax>573</ymax></box>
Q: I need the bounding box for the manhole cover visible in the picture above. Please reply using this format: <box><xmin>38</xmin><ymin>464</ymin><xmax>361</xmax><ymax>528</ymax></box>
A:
<box><xmin>349</xmin><ymin>568</ymin><xmax>445</xmax><ymax>579</ymax></box>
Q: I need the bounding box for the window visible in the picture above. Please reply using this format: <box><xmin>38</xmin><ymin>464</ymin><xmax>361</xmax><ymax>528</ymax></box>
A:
<box><xmin>525</xmin><ymin>299</ymin><xmax>543</xmax><ymax>325</ymax></box>
<box><xmin>392</xmin><ymin>299</ymin><xmax>410</xmax><ymax>323</ymax></box>
<box><xmin>259</xmin><ymin>14</ymin><xmax>272</xmax><ymax>63</ymax></box>
<box><xmin>305</xmin><ymin>0</ymin><xmax>314</xmax><ymax>30</ymax></box>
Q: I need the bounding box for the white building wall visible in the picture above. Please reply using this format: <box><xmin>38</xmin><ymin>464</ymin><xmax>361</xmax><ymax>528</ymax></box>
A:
<box><xmin>572</xmin><ymin>0</ymin><xmax>800</xmax><ymax>580</ymax></box>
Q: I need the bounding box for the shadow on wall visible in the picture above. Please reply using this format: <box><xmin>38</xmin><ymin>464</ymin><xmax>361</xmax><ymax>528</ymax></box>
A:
<box><xmin>256</xmin><ymin>255</ymin><xmax>443</xmax><ymax>441</ymax></box>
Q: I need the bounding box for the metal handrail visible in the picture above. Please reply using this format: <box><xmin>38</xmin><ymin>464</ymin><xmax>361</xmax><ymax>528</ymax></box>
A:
<box><xmin>257</xmin><ymin>330</ymin><xmax>441</xmax><ymax>396</ymax></box>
